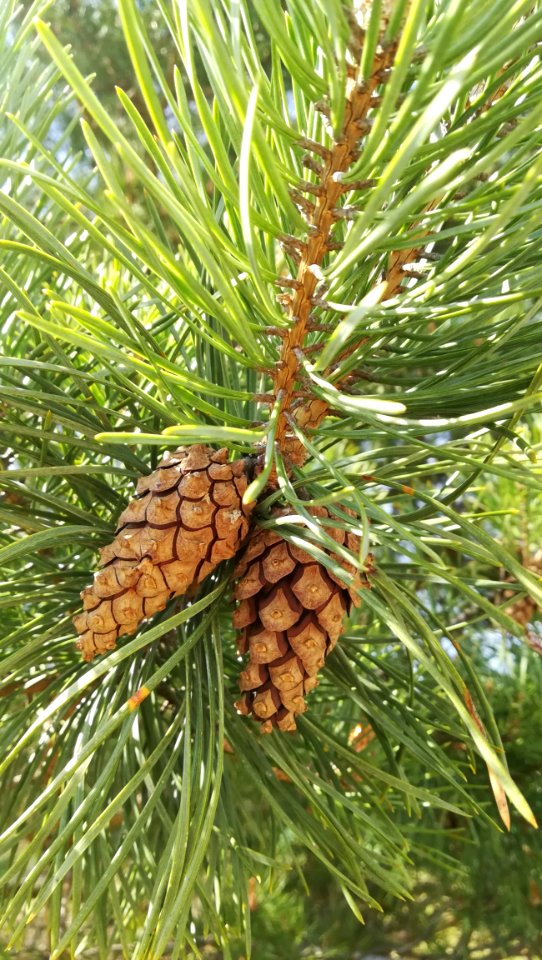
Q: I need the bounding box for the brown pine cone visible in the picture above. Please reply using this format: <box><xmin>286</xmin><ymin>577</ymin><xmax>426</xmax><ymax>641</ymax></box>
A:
<box><xmin>502</xmin><ymin>549</ymin><xmax>542</xmax><ymax>626</ymax></box>
<box><xmin>74</xmin><ymin>445</ymin><xmax>255</xmax><ymax>661</ymax></box>
<box><xmin>505</xmin><ymin>596</ymin><xmax>537</xmax><ymax>627</ymax></box>
<box><xmin>232</xmin><ymin>506</ymin><xmax>372</xmax><ymax>733</ymax></box>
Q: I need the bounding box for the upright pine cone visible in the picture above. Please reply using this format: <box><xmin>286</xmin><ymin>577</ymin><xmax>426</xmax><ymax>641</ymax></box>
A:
<box><xmin>74</xmin><ymin>445</ymin><xmax>255</xmax><ymax>661</ymax></box>
<box><xmin>232</xmin><ymin>507</ymin><xmax>370</xmax><ymax>733</ymax></box>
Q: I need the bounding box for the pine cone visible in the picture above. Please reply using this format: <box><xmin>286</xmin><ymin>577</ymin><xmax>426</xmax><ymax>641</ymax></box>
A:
<box><xmin>502</xmin><ymin>549</ymin><xmax>542</xmax><ymax>626</ymax></box>
<box><xmin>232</xmin><ymin>507</ymin><xmax>371</xmax><ymax>733</ymax></box>
<box><xmin>74</xmin><ymin>445</ymin><xmax>255</xmax><ymax>661</ymax></box>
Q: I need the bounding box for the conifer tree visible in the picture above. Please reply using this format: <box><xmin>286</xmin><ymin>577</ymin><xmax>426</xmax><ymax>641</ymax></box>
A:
<box><xmin>1</xmin><ymin>1</ymin><xmax>542</xmax><ymax>956</ymax></box>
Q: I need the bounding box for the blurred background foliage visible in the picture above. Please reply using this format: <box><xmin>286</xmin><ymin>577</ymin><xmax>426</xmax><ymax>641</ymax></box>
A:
<box><xmin>1</xmin><ymin>0</ymin><xmax>542</xmax><ymax>957</ymax></box>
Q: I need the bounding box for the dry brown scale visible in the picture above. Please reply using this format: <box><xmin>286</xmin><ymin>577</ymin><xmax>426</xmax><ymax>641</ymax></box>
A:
<box><xmin>233</xmin><ymin>506</ymin><xmax>372</xmax><ymax>733</ymax></box>
<box><xmin>73</xmin><ymin>445</ymin><xmax>255</xmax><ymax>661</ymax></box>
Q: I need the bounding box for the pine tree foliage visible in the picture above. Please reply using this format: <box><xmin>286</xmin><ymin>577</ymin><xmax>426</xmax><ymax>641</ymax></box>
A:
<box><xmin>1</xmin><ymin>0</ymin><xmax>542</xmax><ymax>955</ymax></box>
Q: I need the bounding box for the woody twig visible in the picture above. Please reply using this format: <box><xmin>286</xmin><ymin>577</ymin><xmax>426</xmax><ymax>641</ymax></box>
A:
<box><xmin>267</xmin><ymin>28</ymin><xmax>397</xmax><ymax>469</ymax></box>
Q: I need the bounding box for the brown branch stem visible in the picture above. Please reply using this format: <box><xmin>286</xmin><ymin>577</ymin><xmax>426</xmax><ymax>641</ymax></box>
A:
<box><xmin>271</xmin><ymin>39</ymin><xmax>397</xmax><ymax>466</ymax></box>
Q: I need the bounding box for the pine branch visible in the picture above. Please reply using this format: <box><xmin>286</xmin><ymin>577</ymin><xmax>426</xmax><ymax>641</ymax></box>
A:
<box><xmin>2</xmin><ymin>0</ymin><xmax>542</xmax><ymax>954</ymax></box>
<box><xmin>269</xmin><ymin>27</ymin><xmax>397</xmax><ymax>466</ymax></box>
